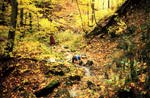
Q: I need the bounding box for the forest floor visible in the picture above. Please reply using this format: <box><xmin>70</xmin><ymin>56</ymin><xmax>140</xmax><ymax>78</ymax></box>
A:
<box><xmin>1</xmin><ymin>1</ymin><xmax>150</xmax><ymax>98</ymax></box>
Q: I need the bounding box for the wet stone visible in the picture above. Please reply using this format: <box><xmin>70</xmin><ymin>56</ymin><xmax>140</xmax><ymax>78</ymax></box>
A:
<box><xmin>49</xmin><ymin>70</ymin><xmax>64</xmax><ymax>76</ymax></box>
<box><xmin>83</xmin><ymin>60</ymin><xmax>94</xmax><ymax>67</ymax></box>
<box><xmin>87</xmin><ymin>80</ymin><xmax>97</xmax><ymax>91</ymax></box>
<box><xmin>34</xmin><ymin>80</ymin><xmax>60</xmax><ymax>97</ymax></box>
<box><xmin>69</xmin><ymin>75</ymin><xmax>81</xmax><ymax>81</ymax></box>
<box><xmin>45</xmin><ymin>64</ymin><xmax>70</xmax><ymax>76</ymax></box>
<box><xmin>85</xmin><ymin>60</ymin><xmax>94</xmax><ymax>66</ymax></box>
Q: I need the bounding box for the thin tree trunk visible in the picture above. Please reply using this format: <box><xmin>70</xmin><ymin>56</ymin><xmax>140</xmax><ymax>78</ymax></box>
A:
<box><xmin>20</xmin><ymin>9</ymin><xmax>23</xmax><ymax>26</ymax></box>
<box><xmin>5</xmin><ymin>0</ymin><xmax>18</xmax><ymax>56</ymax></box>
<box><xmin>108</xmin><ymin>0</ymin><xmax>110</xmax><ymax>8</ymax></box>
<box><xmin>87</xmin><ymin>0</ymin><xmax>90</xmax><ymax>26</ymax></box>
<box><xmin>37</xmin><ymin>14</ymin><xmax>40</xmax><ymax>31</ymax></box>
<box><xmin>0</xmin><ymin>0</ymin><xmax>6</xmax><ymax>25</ymax></box>
<box><xmin>103</xmin><ymin>0</ymin><xmax>105</xmax><ymax>9</ymax></box>
<box><xmin>29</xmin><ymin>12</ymin><xmax>32</xmax><ymax>33</ymax></box>
<box><xmin>20</xmin><ymin>7</ymin><xmax>25</xmax><ymax>38</ymax></box>
<box><xmin>91</xmin><ymin>0</ymin><xmax>94</xmax><ymax>25</ymax></box>
<box><xmin>24</xmin><ymin>13</ymin><xmax>27</xmax><ymax>25</ymax></box>
<box><xmin>75</xmin><ymin>0</ymin><xmax>85</xmax><ymax>32</ymax></box>
<box><xmin>145</xmin><ymin>59</ymin><xmax>150</xmax><ymax>89</ymax></box>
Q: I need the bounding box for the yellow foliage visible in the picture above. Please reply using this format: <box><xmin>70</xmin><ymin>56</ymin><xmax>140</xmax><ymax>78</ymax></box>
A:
<box><xmin>139</xmin><ymin>74</ymin><xmax>146</xmax><ymax>83</ymax></box>
<box><xmin>55</xmin><ymin>30</ymin><xmax>84</xmax><ymax>50</ymax></box>
<box><xmin>108</xmin><ymin>18</ymin><xmax>127</xmax><ymax>35</ymax></box>
<box><xmin>40</xmin><ymin>18</ymin><xmax>51</xmax><ymax>28</ymax></box>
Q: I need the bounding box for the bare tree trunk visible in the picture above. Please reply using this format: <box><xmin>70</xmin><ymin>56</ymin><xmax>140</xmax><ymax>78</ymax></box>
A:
<box><xmin>37</xmin><ymin>14</ymin><xmax>40</xmax><ymax>31</ymax></box>
<box><xmin>4</xmin><ymin>0</ymin><xmax>18</xmax><ymax>56</ymax></box>
<box><xmin>91</xmin><ymin>0</ymin><xmax>94</xmax><ymax>25</ymax></box>
<box><xmin>87</xmin><ymin>0</ymin><xmax>90</xmax><ymax>27</ymax></box>
<box><xmin>102</xmin><ymin>0</ymin><xmax>105</xmax><ymax>9</ymax></box>
<box><xmin>0</xmin><ymin>0</ymin><xmax>6</xmax><ymax>25</ymax></box>
<box><xmin>145</xmin><ymin>60</ymin><xmax>150</xmax><ymax>90</ymax></box>
<box><xmin>75</xmin><ymin>0</ymin><xmax>85</xmax><ymax>32</ymax></box>
<box><xmin>29</xmin><ymin>12</ymin><xmax>32</xmax><ymax>33</ymax></box>
<box><xmin>20</xmin><ymin>9</ymin><xmax>23</xmax><ymax>27</ymax></box>
<box><xmin>108</xmin><ymin>0</ymin><xmax>110</xmax><ymax>8</ymax></box>
<box><xmin>20</xmin><ymin>7</ymin><xmax>25</xmax><ymax>38</ymax></box>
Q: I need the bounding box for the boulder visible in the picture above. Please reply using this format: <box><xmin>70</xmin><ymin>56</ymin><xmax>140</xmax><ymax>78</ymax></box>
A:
<box><xmin>84</xmin><ymin>60</ymin><xmax>94</xmax><ymax>67</ymax></box>
<box><xmin>69</xmin><ymin>75</ymin><xmax>81</xmax><ymax>81</ymax></box>
<box><xmin>45</xmin><ymin>64</ymin><xmax>70</xmax><ymax>76</ymax></box>
<box><xmin>65</xmin><ymin>75</ymin><xmax>82</xmax><ymax>86</ymax></box>
<box><xmin>34</xmin><ymin>80</ymin><xmax>60</xmax><ymax>97</ymax></box>
<box><xmin>87</xmin><ymin>81</ymin><xmax>96</xmax><ymax>91</ymax></box>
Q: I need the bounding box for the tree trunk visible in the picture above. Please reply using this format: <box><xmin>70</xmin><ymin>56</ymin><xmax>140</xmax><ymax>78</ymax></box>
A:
<box><xmin>87</xmin><ymin>1</ymin><xmax>90</xmax><ymax>26</ymax></box>
<box><xmin>102</xmin><ymin>0</ymin><xmax>105</xmax><ymax>9</ymax></box>
<box><xmin>29</xmin><ymin>12</ymin><xmax>32</xmax><ymax>33</ymax></box>
<box><xmin>145</xmin><ymin>59</ymin><xmax>150</xmax><ymax>90</ymax></box>
<box><xmin>108</xmin><ymin>0</ymin><xmax>110</xmax><ymax>8</ymax></box>
<box><xmin>20</xmin><ymin>8</ymin><xmax>25</xmax><ymax>38</ymax></box>
<box><xmin>91</xmin><ymin>0</ymin><xmax>94</xmax><ymax>25</ymax></box>
<box><xmin>0</xmin><ymin>0</ymin><xmax>6</xmax><ymax>25</ymax></box>
<box><xmin>37</xmin><ymin>14</ymin><xmax>40</xmax><ymax>31</ymax></box>
<box><xmin>4</xmin><ymin>0</ymin><xmax>18</xmax><ymax>56</ymax></box>
<box><xmin>20</xmin><ymin>8</ymin><xmax>23</xmax><ymax>26</ymax></box>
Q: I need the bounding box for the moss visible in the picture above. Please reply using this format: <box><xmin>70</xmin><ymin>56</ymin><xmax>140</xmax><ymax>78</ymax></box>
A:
<box><xmin>34</xmin><ymin>80</ymin><xmax>60</xmax><ymax>97</ymax></box>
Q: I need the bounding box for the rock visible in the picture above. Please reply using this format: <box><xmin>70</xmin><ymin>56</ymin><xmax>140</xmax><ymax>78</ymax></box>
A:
<box><xmin>45</xmin><ymin>64</ymin><xmax>70</xmax><ymax>76</ymax></box>
<box><xmin>54</xmin><ymin>88</ymin><xmax>70</xmax><ymax>98</ymax></box>
<box><xmin>55</xmin><ymin>64</ymin><xmax>70</xmax><ymax>72</ymax></box>
<box><xmin>79</xmin><ymin>61</ymin><xmax>83</xmax><ymax>66</ymax></box>
<box><xmin>84</xmin><ymin>60</ymin><xmax>94</xmax><ymax>66</ymax></box>
<box><xmin>63</xmin><ymin>45</ymin><xmax>69</xmax><ymax>49</ymax></box>
<box><xmin>47</xmin><ymin>58</ymin><xmax>56</xmax><ymax>63</ymax></box>
<box><xmin>65</xmin><ymin>80</ymin><xmax>74</xmax><ymax>86</ymax></box>
<box><xmin>87</xmin><ymin>81</ymin><xmax>96</xmax><ymax>90</ymax></box>
<box><xmin>34</xmin><ymin>80</ymin><xmax>60</xmax><ymax>97</ymax></box>
<box><xmin>69</xmin><ymin>75</ymin><xmax>81</xmax><ymax>81</ymax></box>
<box><xmin>70</xmin><ymin>49</ymin><xmax>76</xmax><ymax>52</ymax></box>
<box><xmin>99</xmin><ymin>95</ymin><xmax>104</xmax><ymax>98</ymax></box>
<box><xmin>117</xmin><ymin>89</ymin><xmax>135</xmax><ymax>98</ymax></box>
<box><xmin>48</xmin><ymin>70</ymin><xmax>64</xmax><ymax>76</ymax></box>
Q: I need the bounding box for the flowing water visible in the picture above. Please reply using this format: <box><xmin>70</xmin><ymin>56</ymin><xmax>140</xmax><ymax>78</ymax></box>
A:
<box><xmin>69</xmin><ymin>64</ymin><xmax>92</xmax><ymax>97</ymax></box>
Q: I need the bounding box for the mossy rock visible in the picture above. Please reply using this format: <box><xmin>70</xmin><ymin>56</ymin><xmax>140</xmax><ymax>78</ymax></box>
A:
<box><xmin>46</xmin><ymin>64</ymin><xmax>70</xmax><ymax>76</ymax></box>
<box><xmin>69</xmin><ymin>75</ymin><xmax>81</xmax><ymax>81</ymax></box>
<box><xmin>65</xmin><ymin>75</ymin><xmax>82</xmax><ymax>86</ymax></box>
<box><xmin>34</xmin><ymin>80</ymin><xmax>60</xmax><ymax>97</ymax></box>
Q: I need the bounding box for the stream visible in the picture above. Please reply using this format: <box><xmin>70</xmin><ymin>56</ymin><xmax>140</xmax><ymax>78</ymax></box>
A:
<box><xmin>69</xmin><ymin>64</ymin><xmax>92</xmax><ymax>97</ymax></box>
<box><xmin>47</xmin><ymin>47</ymin><xmax>93</xmax><ymax>97</ymax></box>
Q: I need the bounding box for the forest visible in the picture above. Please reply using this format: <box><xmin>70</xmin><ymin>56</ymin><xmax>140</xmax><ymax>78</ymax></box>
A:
<box><xmin>0</xmin><ymin>0</ymin><xmax>150</xmax><ymax>98</ymax></box>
